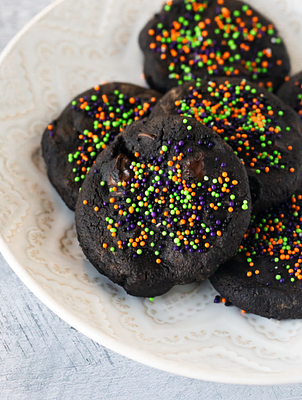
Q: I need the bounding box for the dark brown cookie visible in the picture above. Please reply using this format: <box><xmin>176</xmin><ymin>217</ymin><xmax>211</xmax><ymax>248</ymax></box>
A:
<box><xmin>41</xmin><ymin>82</ymin><xmax>162</xmax><ymax>210</ymax></box>
<box><xmin>139</xmin><ymin>0</ymin><xmax>290</xmax><ymax>93</ymax></box>
<box><xmin>210</xmin><ymin>193</ymin><xmax>302</xmax><ymax>319</ymax></box>
<box><xmin>75</xmin><ymin>115</ymin><xmax>251</xmax><ymax>297</ymax></box>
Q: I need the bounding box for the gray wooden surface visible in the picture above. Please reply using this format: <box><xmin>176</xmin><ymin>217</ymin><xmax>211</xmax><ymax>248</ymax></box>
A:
<box><xmin>1</xmin><ymin>1</ymin><xmax>302</xmax><ymax>399</ymax></box>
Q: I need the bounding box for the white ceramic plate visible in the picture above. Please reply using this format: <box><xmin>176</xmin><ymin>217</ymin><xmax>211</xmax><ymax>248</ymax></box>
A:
<box><xmin>2</xmin><ymin>0</ymin><xmax>302</xmax><ymax>385</ymax></box>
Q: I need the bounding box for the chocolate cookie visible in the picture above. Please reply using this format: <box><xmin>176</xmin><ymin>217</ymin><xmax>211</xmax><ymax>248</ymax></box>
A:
<box><xmin>151</xmin><ymin>78</ymin><xmax>302</xmax><ymax>214</ymax></box>
<box><xmin>277</xmin><ymin>71</ymin><xmax>302</xmax><ymax>120</ymax></box>
<box><xmin>76</xmin><ymin>115</ymin><xmax>251</xmax><ymax>297</ymax></box>
<box><xmin>41</xmin><ymin>82</ymin><xmax>161</xmax><ymax>210</ymax></box>
<box><xmin>210</xmin><ymin>193</ymin><xmax>302</xmax><ymax>319</ymax></box>
<box><xmin>139</xmin><ymin>0</ymin><xmax>290</xmax><ymax>93</ymax></box>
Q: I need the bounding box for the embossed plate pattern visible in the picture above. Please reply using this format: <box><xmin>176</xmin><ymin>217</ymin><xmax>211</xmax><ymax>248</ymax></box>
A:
<box><xmin>1</xmin><ymin>0</ymin><xmax>302</xmax><ymax>385</ymax></box>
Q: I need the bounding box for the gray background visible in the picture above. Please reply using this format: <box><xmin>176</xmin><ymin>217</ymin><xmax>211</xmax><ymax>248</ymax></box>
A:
<box><xmin>0</xmin><ymin>1</ymin><xmax>302</xmax><ymax>399</ymax></box>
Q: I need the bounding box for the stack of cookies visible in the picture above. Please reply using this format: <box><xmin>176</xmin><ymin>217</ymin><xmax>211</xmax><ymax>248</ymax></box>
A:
<box><xmin>42</xmin><ymin>0</ymin><xmax>302</xmax><ymax>319</ymax></box>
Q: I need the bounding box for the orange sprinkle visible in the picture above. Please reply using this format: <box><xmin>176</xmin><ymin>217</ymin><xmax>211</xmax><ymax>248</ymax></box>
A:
<box><xmin>156</xmin><ymin>259</ymin><xmax>161</xmax><ymax>264</ymax></box>
<box><xmin>103</xmin><ymin>243</ymin><xmax>107</xmax><ymax>249</ymax></box>
<box><xmin>94</xmin><ymin>206</ymin><xmax>99</xmax><ymax>212</ymax></box>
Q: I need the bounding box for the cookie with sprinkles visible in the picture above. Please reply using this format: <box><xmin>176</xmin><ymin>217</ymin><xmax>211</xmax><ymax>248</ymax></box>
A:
<box><xmin>139</xmin><ymin>0</ymin><xmax>290</xmax><ymax>93</ymax></box>
<box><xmin>75</xmin><ymin>115</ymin><xmax>251</xmax><ymax>297</ymax></box>
<box><xmin>151</xmin><ymin>77</ymin><xmax>302</xmax><ymax>214</ymax></box>
<box><xmin>277</xmin><ymin>71</ymin><xmax>302</xmax><ymax>121</ymax></box>
<box><xmin>41</xmin><ymin>82</ymin><xmax>161</xmax><ymax>210</ymax></box>
<box><xmin>210</xmin><ymin>192</ymin><xmax>302</xmax><ymax>319</ymax></box>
